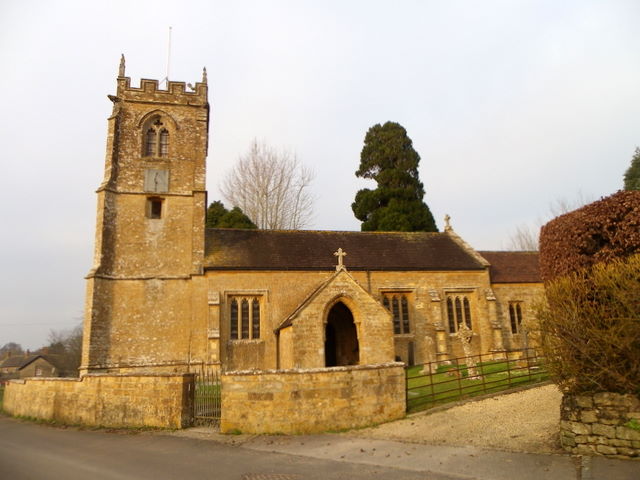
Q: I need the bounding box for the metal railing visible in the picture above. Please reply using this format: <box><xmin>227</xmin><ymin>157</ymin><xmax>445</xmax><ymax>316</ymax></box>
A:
<box><xmin>406</xmin><ymin>349</ymin><xmax>549</xmax><ymax>413</ymax></box>
<box><xmin>193</xmin><ymin>368</ymin><xmax>221</xmax><ymax>426</ymax></box>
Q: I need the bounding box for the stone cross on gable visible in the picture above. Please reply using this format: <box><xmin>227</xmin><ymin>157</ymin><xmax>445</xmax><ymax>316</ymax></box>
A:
<box><xmin>444</xmin><ymin>214</ymin><xmax>452</xmax><ymax>232</ymax></box>
<box><xmin>334</xmin><ymin>248</ymin><xmax>347</xmax><ymax>271</ymax></box>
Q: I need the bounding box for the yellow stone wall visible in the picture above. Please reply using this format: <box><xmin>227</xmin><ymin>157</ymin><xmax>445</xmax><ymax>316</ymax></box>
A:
<box><xmin>3</xmin><ymin>374</ymin><xmax>194</xmax><ymax>428</ymax></box>
<box><xmin>491</xmin><ymin>283</ymin><xmax>545</xmax><ymax>350</ymax></box>
<box><xmin>80</xmin><ymin>72</ymin><xmax>542</xmax><ymax>376</ymax></box>
<box><xmin>207</xmin><ymin>267</ymin><xmax>504</xmax><ymax>371</ymax></box>
<box><xmin>220</xmin><ymin>363</ymin><xmax>405</xmax><ymax>434</ymax></box>
<box><xmin>81</xmin><ymin>74</ymin><xmax>209</xmax><ymax>374</ymax></box>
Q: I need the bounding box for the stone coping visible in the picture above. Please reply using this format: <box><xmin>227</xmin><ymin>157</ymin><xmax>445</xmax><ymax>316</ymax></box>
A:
<box><xmin>224</xmin><ymin>362</ymin><xmax>405</xmax><ymax>376</ymax></box>
<box><xmin>7</xmin><ymin>372</ymin><xmax>195</xmax><ymax>384</ymax></box>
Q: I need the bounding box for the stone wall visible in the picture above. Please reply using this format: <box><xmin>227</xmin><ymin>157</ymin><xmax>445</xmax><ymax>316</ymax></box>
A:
<box><xmin>221</xmin><ymin>363</ymin><xmax>405</xmax><ymax>434</ymax></box>
<box><xmin>207</xmin><ymin>268</ymin><xmax>501</xmax><ymax>372</ymax></box>
<box><xmin>3</xmin><ymin>373</ymin><xmax>194</xmax><ymax>429</ymax></box>
<box><xmin>490</xmin><ymin>282</ymin><xmax>545</xmax><ymax>351</ymax></box>
<box><xmin>560</xmin><ymin>392</ymin><xmax>640</xmax><ymax>458</ymax></box>
<box><xmin>81</xmin><ymin>71</ymin><xmax>209</xmax><ymax>375</ymax></box>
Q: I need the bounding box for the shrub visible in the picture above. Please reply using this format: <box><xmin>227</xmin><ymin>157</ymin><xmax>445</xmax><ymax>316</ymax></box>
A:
<box><xmin>537</xmin><ymin>254</ymin><xmax>640</xmax><ymax>395</ymax></box>
<box><xmin>539</xmin><ymin>190</ymin><xmax>640</xmax><ymax>282</ymax></box>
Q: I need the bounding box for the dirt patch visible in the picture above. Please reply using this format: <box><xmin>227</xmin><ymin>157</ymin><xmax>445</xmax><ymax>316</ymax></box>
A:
<box><xmin>349</xmin><ymin>384</ymin><xmax>563</xmax><ymax>454</ymax></box>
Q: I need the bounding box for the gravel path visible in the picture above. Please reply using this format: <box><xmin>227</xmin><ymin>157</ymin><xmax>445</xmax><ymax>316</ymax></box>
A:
<box><xmin>349</xmin><ymin>384</ymin><xmax>563</xmax><ymax>454</ymax></box>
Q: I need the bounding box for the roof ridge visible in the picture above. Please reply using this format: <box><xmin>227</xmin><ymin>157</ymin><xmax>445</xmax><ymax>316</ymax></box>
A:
<box><xmin>205</xmin><ymin>228</ymin><xmax>444</xmax><ymax>236</ymax></box>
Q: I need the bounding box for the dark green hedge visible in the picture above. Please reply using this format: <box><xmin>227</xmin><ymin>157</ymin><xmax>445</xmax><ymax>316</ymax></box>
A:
<box><xmin>539</xmin><ymin>190</ymin><xmax>640</xmax><ymax>282</ymax></box>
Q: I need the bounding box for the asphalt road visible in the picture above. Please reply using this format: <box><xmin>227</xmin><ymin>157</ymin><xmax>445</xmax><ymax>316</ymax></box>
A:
<box><xmin>0</xmin><ymin>417</ymin><xmax>454</xmax><ymax>480</ymax></box>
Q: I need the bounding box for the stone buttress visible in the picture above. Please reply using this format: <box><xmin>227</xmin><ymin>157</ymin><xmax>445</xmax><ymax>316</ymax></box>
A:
<box><xmin>80</xmin><ymin>58</ymin><xmax>210</xmax><ymax>374</ymax></box>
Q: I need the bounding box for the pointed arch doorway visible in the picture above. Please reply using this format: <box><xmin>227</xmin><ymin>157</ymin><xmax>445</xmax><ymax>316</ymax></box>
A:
<box><xmin>325</xmin><ymin>302</ymin><xmax>359</xmax><ymax>367</ymax></box>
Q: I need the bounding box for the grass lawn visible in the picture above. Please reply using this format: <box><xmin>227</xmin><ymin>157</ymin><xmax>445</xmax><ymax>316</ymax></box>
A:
<box><xmin>406</xmin><ymin>359</ymin><xmax>549</xmax><ymax>413</ymax></box>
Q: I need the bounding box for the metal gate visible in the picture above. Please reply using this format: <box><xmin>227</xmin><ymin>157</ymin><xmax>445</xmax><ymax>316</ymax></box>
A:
<box><xmin>406</xmin><ymin>349</ymin><xmax>548</xmax><ymax>413</ymax></box>
<box><xmin>193</xmin><ymin>367</ymin><xmax>221</xmax><ymax>426</ymax></box>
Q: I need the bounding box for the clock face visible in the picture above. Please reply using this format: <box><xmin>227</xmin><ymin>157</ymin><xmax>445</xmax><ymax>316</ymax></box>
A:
<box><xmin>144</xmin><ymin>169</ymin><xmax>169</xmax><ymax>193</ymax></box>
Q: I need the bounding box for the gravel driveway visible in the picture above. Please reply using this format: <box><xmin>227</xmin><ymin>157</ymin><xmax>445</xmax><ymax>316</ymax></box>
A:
<box><xmin>349</xmin><ymin>383</ymin><xmax>563</xmax><ymax>454</ymax></box>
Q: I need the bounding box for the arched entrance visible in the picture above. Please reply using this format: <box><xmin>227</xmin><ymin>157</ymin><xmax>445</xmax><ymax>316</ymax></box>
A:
<box><xmin>325</xmin><ymin>302</ymin><xmax>359</xmax><ymax>367</ymax></box>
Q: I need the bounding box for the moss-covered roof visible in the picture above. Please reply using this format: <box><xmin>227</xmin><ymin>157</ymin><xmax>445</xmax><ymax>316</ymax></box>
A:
<box><xmin>478</xmin><ymin>251</ymin><xmax>541</xmax><ymax>283</ymax></box>
<box><xmin>204</xmin><ymin>229</ymin><xmax>486</xmax><ymax>271</ymax></box>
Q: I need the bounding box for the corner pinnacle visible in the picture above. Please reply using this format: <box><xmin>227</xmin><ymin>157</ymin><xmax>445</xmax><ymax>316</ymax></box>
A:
<box><xmin>118</xmin><ymin>54</ymin><xmax>126</xmax><ymax>77</ymax></box>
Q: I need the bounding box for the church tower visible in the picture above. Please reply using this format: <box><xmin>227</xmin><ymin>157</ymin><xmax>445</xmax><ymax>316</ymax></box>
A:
<box><xmin>80</xmin><ymin>57</ymin><xmax>210</xmax><ymax>374</ymax></box>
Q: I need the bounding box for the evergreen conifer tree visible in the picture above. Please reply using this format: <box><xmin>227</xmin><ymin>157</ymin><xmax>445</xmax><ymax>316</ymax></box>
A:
<box><xmin>206</xmin><ymin>201</ymin><xmax>257</xmax><ymax>229</ymax></box>
<box><xmin>623</xmin><ymin>147</ymin><xmax>640</xmax><ymax>191</ymax></box>
<box><xmin>351</xmin><ymin>122</ymin><xmax>437</xmax><ymax>232</ymax></box>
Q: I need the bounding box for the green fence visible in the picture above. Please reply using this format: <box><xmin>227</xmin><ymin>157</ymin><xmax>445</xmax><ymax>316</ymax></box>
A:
<box><xmin>406</xmin><ymin>349</ymin><xmax>549</xmax><ymax>413</ymax></box>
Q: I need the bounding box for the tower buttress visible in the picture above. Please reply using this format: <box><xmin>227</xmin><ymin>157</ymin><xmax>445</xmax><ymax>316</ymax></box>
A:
<box><xmin>81</xmin><ymin>61</ymin><xmax>210</xmax><ymax>374</ymax></box>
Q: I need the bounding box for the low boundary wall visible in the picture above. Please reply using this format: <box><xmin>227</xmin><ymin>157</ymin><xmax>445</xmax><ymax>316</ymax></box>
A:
<box><xmin>560</xmin><ymin>392</ymin><xmax>640</xmax><ymax>458</ymax></box>
<box><xmin>221</xmin><ymin>363</ymin><xmax>405</xmax><ymax>434</ymax></box>
<box><xmin>3</xmin><ymin>373</ymin><xmax>194</xmax><ymax>429</ymax></box>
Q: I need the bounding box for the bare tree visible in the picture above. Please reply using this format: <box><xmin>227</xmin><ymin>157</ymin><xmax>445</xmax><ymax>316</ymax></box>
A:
<box><xmin>221</xmin><ymin>140</ymin><xmax>314</xmax><ymax>229</ymax></box>
<box><xmin>507</xmin><ymin>224</ymin><xmax>539</xmax><ymax>251</ymax></box>
<box><xmin>0</xmin><ymin>342</ymin><xmax>24</xmax><ymax>358</ymax></box>
<box><xmin>507</xmin><ymin>192</ymin><xmax>594</xmax><ymax>251</ymax></box>
<box><xmin>46</xmin><ymin>324</ymin><xmax>82</xmax><ymax>377</ymax></box>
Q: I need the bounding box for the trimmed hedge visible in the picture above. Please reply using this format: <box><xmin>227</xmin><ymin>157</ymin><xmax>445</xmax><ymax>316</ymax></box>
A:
<box><xmin>539</xmin><ymin>190</ymin><xmax>640</xmax><ymax>282</ymax></box>
<box><xmin>538</xmin><ymin>255</ymin><xmax>640</xmax><ymax>394</ymax></box>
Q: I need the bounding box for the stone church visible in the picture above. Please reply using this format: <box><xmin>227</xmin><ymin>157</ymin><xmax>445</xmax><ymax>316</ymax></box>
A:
<box><xmin>79</xmin><ymin>61</ymin><xmax>542</xmax><ymax>376</ymax></box>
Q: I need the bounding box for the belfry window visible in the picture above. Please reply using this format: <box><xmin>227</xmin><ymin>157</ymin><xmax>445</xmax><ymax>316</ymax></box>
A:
<box><xmin>145</xmin><ymin>129</ymin><xmax>157</xmax><ymax>156</ymax></box>
<box><xmin>143</xmin><ymin>117</ymin><xmax>169</xmax><ymax>157</ymax></box>
<box><xmin>509</xmin><ymin>301</ymin><xmax>523</xmax><ymax>334</ymax></box>
<box><xmin>159</xmin><ymin>129</ymin><xmax>169</xmax><ymax>156</ymax></box>
<box><xmin>446</xmin><ymin>295</ymin><xmax>472</xmax><ymax>333</ymax></box>
<box><xmin>382</xmin><ymin>292</ymin><xmax>411</xmax><ymax>334</ymax></box>
<box><xmin>229</xmin><ymin>296</ymin><xmax>261</xmax><ymax>340</ymax></box>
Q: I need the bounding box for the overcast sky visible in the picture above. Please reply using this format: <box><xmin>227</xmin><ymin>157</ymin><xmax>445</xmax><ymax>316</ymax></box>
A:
<box><xmin>1</xmin><ymin>0</ymin><xmax>639</xmax><ymax>350</ymax></box>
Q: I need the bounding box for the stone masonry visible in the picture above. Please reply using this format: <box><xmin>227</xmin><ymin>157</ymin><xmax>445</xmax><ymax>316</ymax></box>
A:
<box><xmin>560</xmin><ymin>392</ymin><xmax>640</xmax><ymax>459</ymax></box>
<box><xmin>221</xmin><ymin>363</ymin><xmax>405</xmax><ymax>434</ymax></box>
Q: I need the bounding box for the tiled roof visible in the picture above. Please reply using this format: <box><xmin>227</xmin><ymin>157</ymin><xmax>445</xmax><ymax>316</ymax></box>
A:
<box><xmin>0</xmin><ymin>355</ymin><xmax>27</xmax><ymax>368</ymax></box>
<box><xmin>1</xmin><ymin>354</ymin><xmax>66</xmax><ymax>371</ymax></box>
<box><xmin>478</xmin><ymin>251</ymin><xmax>541</xmax><ymax>283</ymax></box>
<box><xmin>204</xmin><ymin>229</ymin><xmax>486</xmax><ymax>271</ymax></box>
<box><xmin>20</xmin><ymin>354</ymin><xmax>65</xmax><ymax>371</ymax></box>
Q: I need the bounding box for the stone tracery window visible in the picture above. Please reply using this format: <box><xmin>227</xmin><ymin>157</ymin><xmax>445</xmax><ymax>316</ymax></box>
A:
<box><xmin>509</xmin><ymin>301</ymin><xmax>523</xmax><ymax>334</ymax></box>
<box><xmin>143</xmin><ymin>117</ymin><xmax>169</xmax><ymax>157</ymax></box>
<box><xmin>229</xmin><ymin>296</ymin><xmax>261</xmax><ymax>340</ymax></box>
<box><xmin>382</xmin><ymin>292</ymin><xmax>410</xmax><ymax>334</ymax></box>
<box><xmin>446</xmin><ymin>295</ymin><xmax>472</xmax><ymax>333</ymax></box>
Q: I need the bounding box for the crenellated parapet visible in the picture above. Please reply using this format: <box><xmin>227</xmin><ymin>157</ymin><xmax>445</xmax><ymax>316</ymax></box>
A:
<box><xmin>114</xmin><ymin>55</ymin><xmax>208</xmax><ymax>105</ymax></box>
<box><xmin>115</xmin><ymin>77</ymin><xmax>208</xmax><ymax>105</ymax></box>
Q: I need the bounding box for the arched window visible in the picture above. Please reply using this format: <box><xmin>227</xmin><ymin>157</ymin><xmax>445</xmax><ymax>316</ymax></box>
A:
<box><xmin>446</xmin><ymin>297</ymin><xmax>455</xmax><ymax>332</ymax></box>
<box><xmin>145</xmin><ymin>129</ymin><xmax>157</xmax><ymax>156</ymax></box>
<box><xmin>391</xmin><ymin>297</ymin><xmax>400</xmax><ymax>334</ymax></box>
<box><xmin>446</xmin><ymin>295</ymin><xmax>473</xmax><ymax>333</ymax></box>
<box><xmin>229</xmin><ymin>295</ymin><xmax>262</xmax><ymax>340</ymax></box>
<box><xmin>142</xmin><ymin>117</ymin><xmax>169</xmax><ymax>157</ymax></box>
<box><xmin>463</xmin><ymin>297</ymin><xmax>472</xmax><ymax>329</ymax></box>
<box><xmin>455</xmin><ymin>297</ymin><xmax>462</xmax><ymax>326</ymax></box>
<box><xmin>509</xmin><ymin>301</ymin><xmax>523</xmax><ymax>334</ymax></box>
<box><xmin>159</xmin><ymin>129</ymin><xmax>169</xmax><ymax>157</ymax></box>
<box><xmin>230</xmin><ymin>299</ymin><xmax>239</xmax><ymax>339</ymax></box>
<box><xmin>251</xmin><ymin>299</ymin><xmax>260</xmax><ymax>339</ymax></box>
<box><xmin>241</xmin><ymin>299</ymin><xmax>250</xmax><ymax>339</ymax></box>
<box><xmin>401</xmin><ymin>296</ymin><xmax>410</xmax><ymax>333</ymax></box>
<box><xmin>381</xmin><ymin>292</ymin><xmax>411</xmax><ymax>334</ymax></box>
